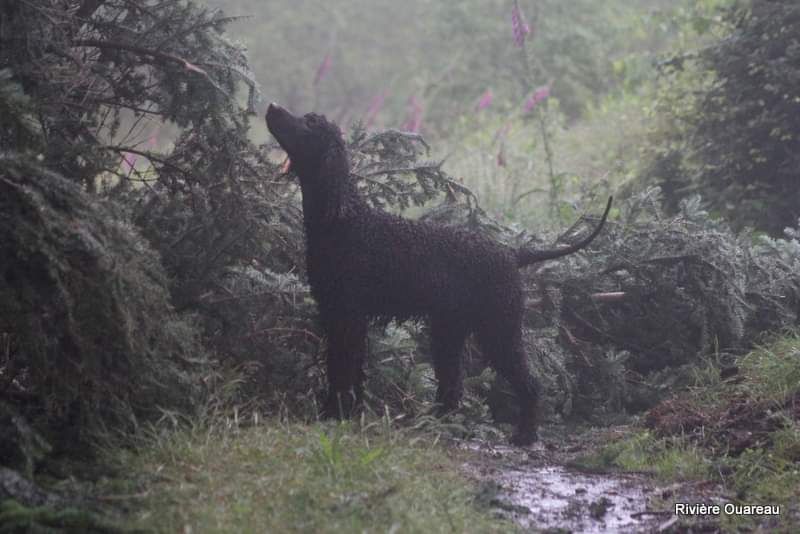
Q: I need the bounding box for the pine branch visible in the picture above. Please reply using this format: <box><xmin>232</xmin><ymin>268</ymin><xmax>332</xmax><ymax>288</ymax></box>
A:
<box><xmin>72</xmin><ymin>39</ymin><xmax>229</xmax><ymax>96</ymax></box>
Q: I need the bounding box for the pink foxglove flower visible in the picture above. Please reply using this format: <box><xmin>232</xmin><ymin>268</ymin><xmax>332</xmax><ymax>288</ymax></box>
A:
<box><xmin>476</xmin><ymin>88</ymin><xmax>493</xmax><ymax>111</ymax></box>
<box><xmin>402</xmin><ymin>95</ymin><xmax>423</xmax><ymax>133</ymax></box>
<box><xmin>364</xmin><ymin>90</ymin><xmax>388</xmax><ymax>129</ymax></box>
<box><xmin>511</xmin><ymin>1</ymin><xmax>531</xmax><ymax>47</ymax></box>
<box><xmin>313</xmin><ymin>53</ymin><xmax>332</xmax><ymax>86</ymax></box>
<box><xmin>524</xmin><ymin>85</ymin><xmax>551</xmax><ymax>113</ymax></box>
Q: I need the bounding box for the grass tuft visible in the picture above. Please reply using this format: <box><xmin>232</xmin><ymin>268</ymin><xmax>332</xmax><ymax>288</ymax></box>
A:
<box><xmin>573</xmin><ymin>332</ymin><xmax>800</xmax><ymax>530</ymax></box>
<box><xmin>109</xmin><ymin>419</ymin><xmax>514</xmax><ymax>533</ymax></box>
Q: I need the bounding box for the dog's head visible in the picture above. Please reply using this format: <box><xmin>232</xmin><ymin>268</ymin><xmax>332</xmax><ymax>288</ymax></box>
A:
<box><xmin>265</xmin><ymin>103</ymin><xmax>345</xmax><ymax>178</ymax></box>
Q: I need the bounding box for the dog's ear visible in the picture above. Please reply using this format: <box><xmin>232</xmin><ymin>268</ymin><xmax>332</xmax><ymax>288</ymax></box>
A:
<box><xmin>317</xmin><ymin>144</ymin><xmax>351</xmax><ymax>222</ymax></box>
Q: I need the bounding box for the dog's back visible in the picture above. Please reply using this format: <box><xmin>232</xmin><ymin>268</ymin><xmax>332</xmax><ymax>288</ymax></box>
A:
<box><xmin>305</xmin><ymin>206</ymin><xmax>521</xmax><ymax>323</ymax></box>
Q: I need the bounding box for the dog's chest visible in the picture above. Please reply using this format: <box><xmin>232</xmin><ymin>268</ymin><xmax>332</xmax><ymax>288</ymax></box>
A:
<box><xmin>304</xmin><ymin>225</ymin><xmax>391</xmax><ymax>297</ymax></box>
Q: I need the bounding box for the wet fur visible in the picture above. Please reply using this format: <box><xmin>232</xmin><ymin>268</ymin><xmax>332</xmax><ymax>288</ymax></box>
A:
<box><xmin>266</xmin><ymin>104</ymin><xmax>609</xmax><ymax>445</ymax></box>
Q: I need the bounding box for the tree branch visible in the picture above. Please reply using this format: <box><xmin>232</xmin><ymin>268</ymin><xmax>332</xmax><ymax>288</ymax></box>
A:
<box><xmin>72</xmin><ymin>39</ymin><xmax>229</xmax><ymax>96</ymax></box>
<box><xmin>104</xmin><ymin>145</ymin><xmax>189</xmax><ymax>177</ymax></box>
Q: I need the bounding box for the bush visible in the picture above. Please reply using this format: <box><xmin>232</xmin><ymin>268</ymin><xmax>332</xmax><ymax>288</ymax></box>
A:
<box><xmin>693</xmin><ymin>0</ymin><xmax>800</xmax><ymax>234</ymax></box>
<box><xmin>0</xmin><ymin>155</ymin><xmax>209</xmax><ymax>447</ymax></box>
<box><xmin>641</xmin><ymin>0</ymin><xmax>800</xmax><ymax>235</ymax></box>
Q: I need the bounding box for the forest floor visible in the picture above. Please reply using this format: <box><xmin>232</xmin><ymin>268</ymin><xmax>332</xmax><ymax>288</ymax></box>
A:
<box><xmin>4</xmin><ymin>418</ymin><xmax>795</xmax><ymax>532</ymax></box>
<box><xmin>463</xmin><ymin>335</ymin><xmax>800</xmax><ymax>533</ymax></box>
<box><xmin>463</xmin><ymin>425</ymin><xmax>729</xmax><ymax>533</ymax></box>
<box><xmin>107</xmin><ymin>421</ymin><xmax>765</xmax><ymax>533</ymax></box>
<box><xmin>6</xmin><ymin>337</ymin><xmax>798</xmax><ymax>532</ymax></box>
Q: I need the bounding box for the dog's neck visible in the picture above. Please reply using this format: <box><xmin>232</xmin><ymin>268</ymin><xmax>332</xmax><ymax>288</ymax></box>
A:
<box><xmin>295</xmin><ymin>152</ymin><xmax>368</xmax><ymax>234</ymax></box>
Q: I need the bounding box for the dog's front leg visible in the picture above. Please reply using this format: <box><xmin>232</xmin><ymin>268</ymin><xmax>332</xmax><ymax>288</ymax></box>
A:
<box><xmin>320</xmin><ymin>314</ymin><xmax>367</xmax><ymax>419</ymax></box>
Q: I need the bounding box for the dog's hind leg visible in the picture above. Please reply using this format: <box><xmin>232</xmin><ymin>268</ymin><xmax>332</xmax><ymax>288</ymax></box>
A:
<box><xmin>477</xmin><ymin>321</ymin><xmax>540</xmax><ymax>446</ymax></box>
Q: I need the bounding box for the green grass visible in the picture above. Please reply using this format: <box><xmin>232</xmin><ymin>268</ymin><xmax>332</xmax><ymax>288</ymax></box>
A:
<box><xmin>571</xmin><ymin>430</ymin><xmax>710</xmax><ymax>481</ymax></box>
<box><xmin>110</xmin><ymin>418</ymin><xmax>513</xmax><ymax>533</ymax></box>
<box><xmin>0</xmin><ymin>500</ymin><xmax>123</xmax><ymax>533</ymax></box>
<box><xmin>572</xmin><ymin>332</ymin><xmax>800</xmax><ymax>530</ymax></box>
<box><xmin>737</xmin><ymin>335</ymin><xmax>800</xmax><ymax>404</ymax></box>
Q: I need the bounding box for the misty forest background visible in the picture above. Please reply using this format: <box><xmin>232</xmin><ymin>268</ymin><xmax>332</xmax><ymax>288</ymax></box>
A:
<box><xmin>1</xmin><ymin>0</ymin><xmax>800</xmax><ymax>530</ymax></box>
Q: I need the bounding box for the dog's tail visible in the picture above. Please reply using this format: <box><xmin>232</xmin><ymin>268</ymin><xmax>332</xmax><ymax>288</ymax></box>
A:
<box><xmin>517</xmin><ymin>196</ymin><xmax>612</xmax><ymax>268</ymax></box>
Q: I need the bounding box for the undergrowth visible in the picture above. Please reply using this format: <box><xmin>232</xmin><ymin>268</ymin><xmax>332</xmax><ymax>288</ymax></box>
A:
<box><xmin>573</xmin><ymin>332</ymin><xmax>800</xmax><ymax>530</ymax></box>
<box><xmin>105</xmin><ymin>416</ymin><xmax>514</xmax><ymax>533</ymax></box>
<box><xmin>572</xmin><ymin>431</ymin><xmax>709</xmax><ymax>481</ymax></box>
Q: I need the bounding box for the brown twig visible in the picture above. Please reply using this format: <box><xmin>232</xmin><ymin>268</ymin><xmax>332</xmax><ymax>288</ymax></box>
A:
<box><xmin>590</xmin><ymin>291</ymin><xmax>627</xmax><ymax>303</ymax></box>
<box><xmin>73</xmin><ymin>39</ymin><xmax>205</xmax><ymax>72</ymax></box>
<box><xmin>104</xmin><ymin>145</ymin><xmax>189</xmax><ymax>176</ymax></box>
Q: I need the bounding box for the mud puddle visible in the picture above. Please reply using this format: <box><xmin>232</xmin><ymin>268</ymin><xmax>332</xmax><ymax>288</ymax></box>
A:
<box><xmin>494</xmin><ymin>463</ymin><xmax>657</xmax><ymax>532</ymax></box>
<box><xmin>462</xmin><ymin>427</ymin><xmax>723</xmax><ymax>532</ymax></box>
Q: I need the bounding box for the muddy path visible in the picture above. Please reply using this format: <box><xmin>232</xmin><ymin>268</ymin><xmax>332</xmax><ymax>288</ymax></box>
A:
<box><xmin>462</xmin><ymin>426</ymin><xmax>726</xmax><ymax>533</ymax></box>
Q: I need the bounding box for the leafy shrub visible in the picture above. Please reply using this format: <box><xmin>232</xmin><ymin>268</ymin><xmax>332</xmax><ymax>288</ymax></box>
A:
<box><xmin>641</xmin><ymin>0</ymin><xmax>800</xmax><ymax>235</ymax></box>
<box><xmin>692</xmin><ymin>0</ymin><xmax>800</xmax><ymax>234</ymax></box>
<box><xmin>0</xmin><ymin>155</ymin><xmax>208</xmax><ymax>446</ymax></box>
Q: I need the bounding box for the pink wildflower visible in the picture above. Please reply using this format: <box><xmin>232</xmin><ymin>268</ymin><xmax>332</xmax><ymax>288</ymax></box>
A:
<box><xmin>402</xmin><ymin>95</ymin><xmax>423</xmax><ymax>133</ymax></box>
<box><xmin>524</xmin><ymin>85</ymin><xmax>551</xmax><ymax>113</ymax></box>
<box><xmin>476</xmin><ymin>88</ymin><xmax>493</xmax><ymax>111</ymax></box>
<box><xmin>313</xmin><ymin>53</ymin><xmax>332</xmax><ymax>86</ymax></box>
<box><xmin>364</xmin><ymin>90</ymin><xmax>389</xmax><ymax>129</ymax></box>
<box><xmin>511</xmin><ymin>1</ymin><xmax>531</xmax><ymax>47</ymax></box>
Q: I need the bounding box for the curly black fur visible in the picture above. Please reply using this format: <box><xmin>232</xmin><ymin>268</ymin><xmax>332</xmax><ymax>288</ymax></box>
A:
<box><xmin>266</xmin><ymin>103</ymin><xmax>611</xmax><ymax>445</ymax></box>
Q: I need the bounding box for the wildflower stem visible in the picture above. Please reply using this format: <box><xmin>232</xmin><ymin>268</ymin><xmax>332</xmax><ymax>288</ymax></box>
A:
<box><xmin>512</xmin><ymin>1</ymin><xmax>559</xmax><ymax>216</ymax></box>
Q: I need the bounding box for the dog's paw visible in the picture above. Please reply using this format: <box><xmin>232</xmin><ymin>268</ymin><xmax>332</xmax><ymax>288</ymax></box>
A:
<box><xmin>510</xmin><ymin>430</ymin><xmax>538</xmax><ymax>447</ymax></box>
<box><xmin>320</xmin><ymin>392</ymin><xmax>361</xmax><ymax>420</ymax></box>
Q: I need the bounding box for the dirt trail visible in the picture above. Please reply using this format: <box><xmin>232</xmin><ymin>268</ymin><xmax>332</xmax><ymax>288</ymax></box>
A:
<box><xmin>462</xmin><ymin>426</ymin><xmax>723</xmax><ymax>533</ymax></box>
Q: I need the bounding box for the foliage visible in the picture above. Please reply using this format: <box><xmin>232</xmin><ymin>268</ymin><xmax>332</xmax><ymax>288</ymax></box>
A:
<box><xmin>640</xmin><ymin>0</ymin><xmax>800</xmax><ymax>235</ymax></box>
<box><xmin>545</xmin><ymin>190</ymin><xmax>800</xmax><ymax>414</ymax></box>
<box><xmin>3</xmin><ymin>0</ymin><xmax>799</xmax><ymax>465</ymax></box>
<box><xmin>431</xmin><ymin>187</ymin><xmax>800</xmax><ymax>418</ymax></box>
<box><xmin>219</xmin><ymin>0</ymin><xmax>685</xmax><ymax>139</ymax></box>
<box><xmin>582</xmin><ymin>333</ymin><xmax>800</xmax><ymax>530</ymax></box>
<box><xmin>0</xmin><ymin>0</ymin><xmax>480</xmax><ymax>449</ymax></box>
<box><xmin>0</xmin><ymin>499</ymin><xmax>122</xmax><ymax>534</ymax></box>
<box><xmin>572</xmin><ymin>430</ymin><xmax>710</xmax><ymax>481</ymax></box>
<box><xmin>0</xmin><ymin>155</ymin><xmax>208</xmax><ymax>446</ymax></box>
<box><xmin>0</xmin><ymin>402</ymin><xmax>51</xmax><ymax>480</ymax></box>
<box><xmin>3</xmin><ymin>1</ymin><xmax>799</xmax><ymax>530</ymax></box>
<box><xmin>428</xmin><ymin>0</ymin><xmax>721</xmax><ymax>227</ymax></box>
<box><xmin>0</xmin><ymin>0</ymin><xmax>257</xmax><ymax>188</ymax></box>
<box><xmin>694</xmin><ymin>0</ymin><xmax>800</xmax><ymax>234</ymax></box>
<box><xmin>0</xmin><ymin>0</ymin><xmax>272</xmax><ymax>451</ymax></box>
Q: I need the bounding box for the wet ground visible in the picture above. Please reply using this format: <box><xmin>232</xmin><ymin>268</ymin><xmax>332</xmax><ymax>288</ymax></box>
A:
<box><xmin>462</xmin><ymin>426</ymin><xmax>726</xmax><ymax>533</ymax></box>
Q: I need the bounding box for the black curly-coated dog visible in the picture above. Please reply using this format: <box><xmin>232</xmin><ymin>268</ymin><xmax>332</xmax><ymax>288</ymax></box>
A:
<box><xmin>266</xmin><ymin>103</ymin><xmax>611</xmax><ymax>445</ymax></box>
